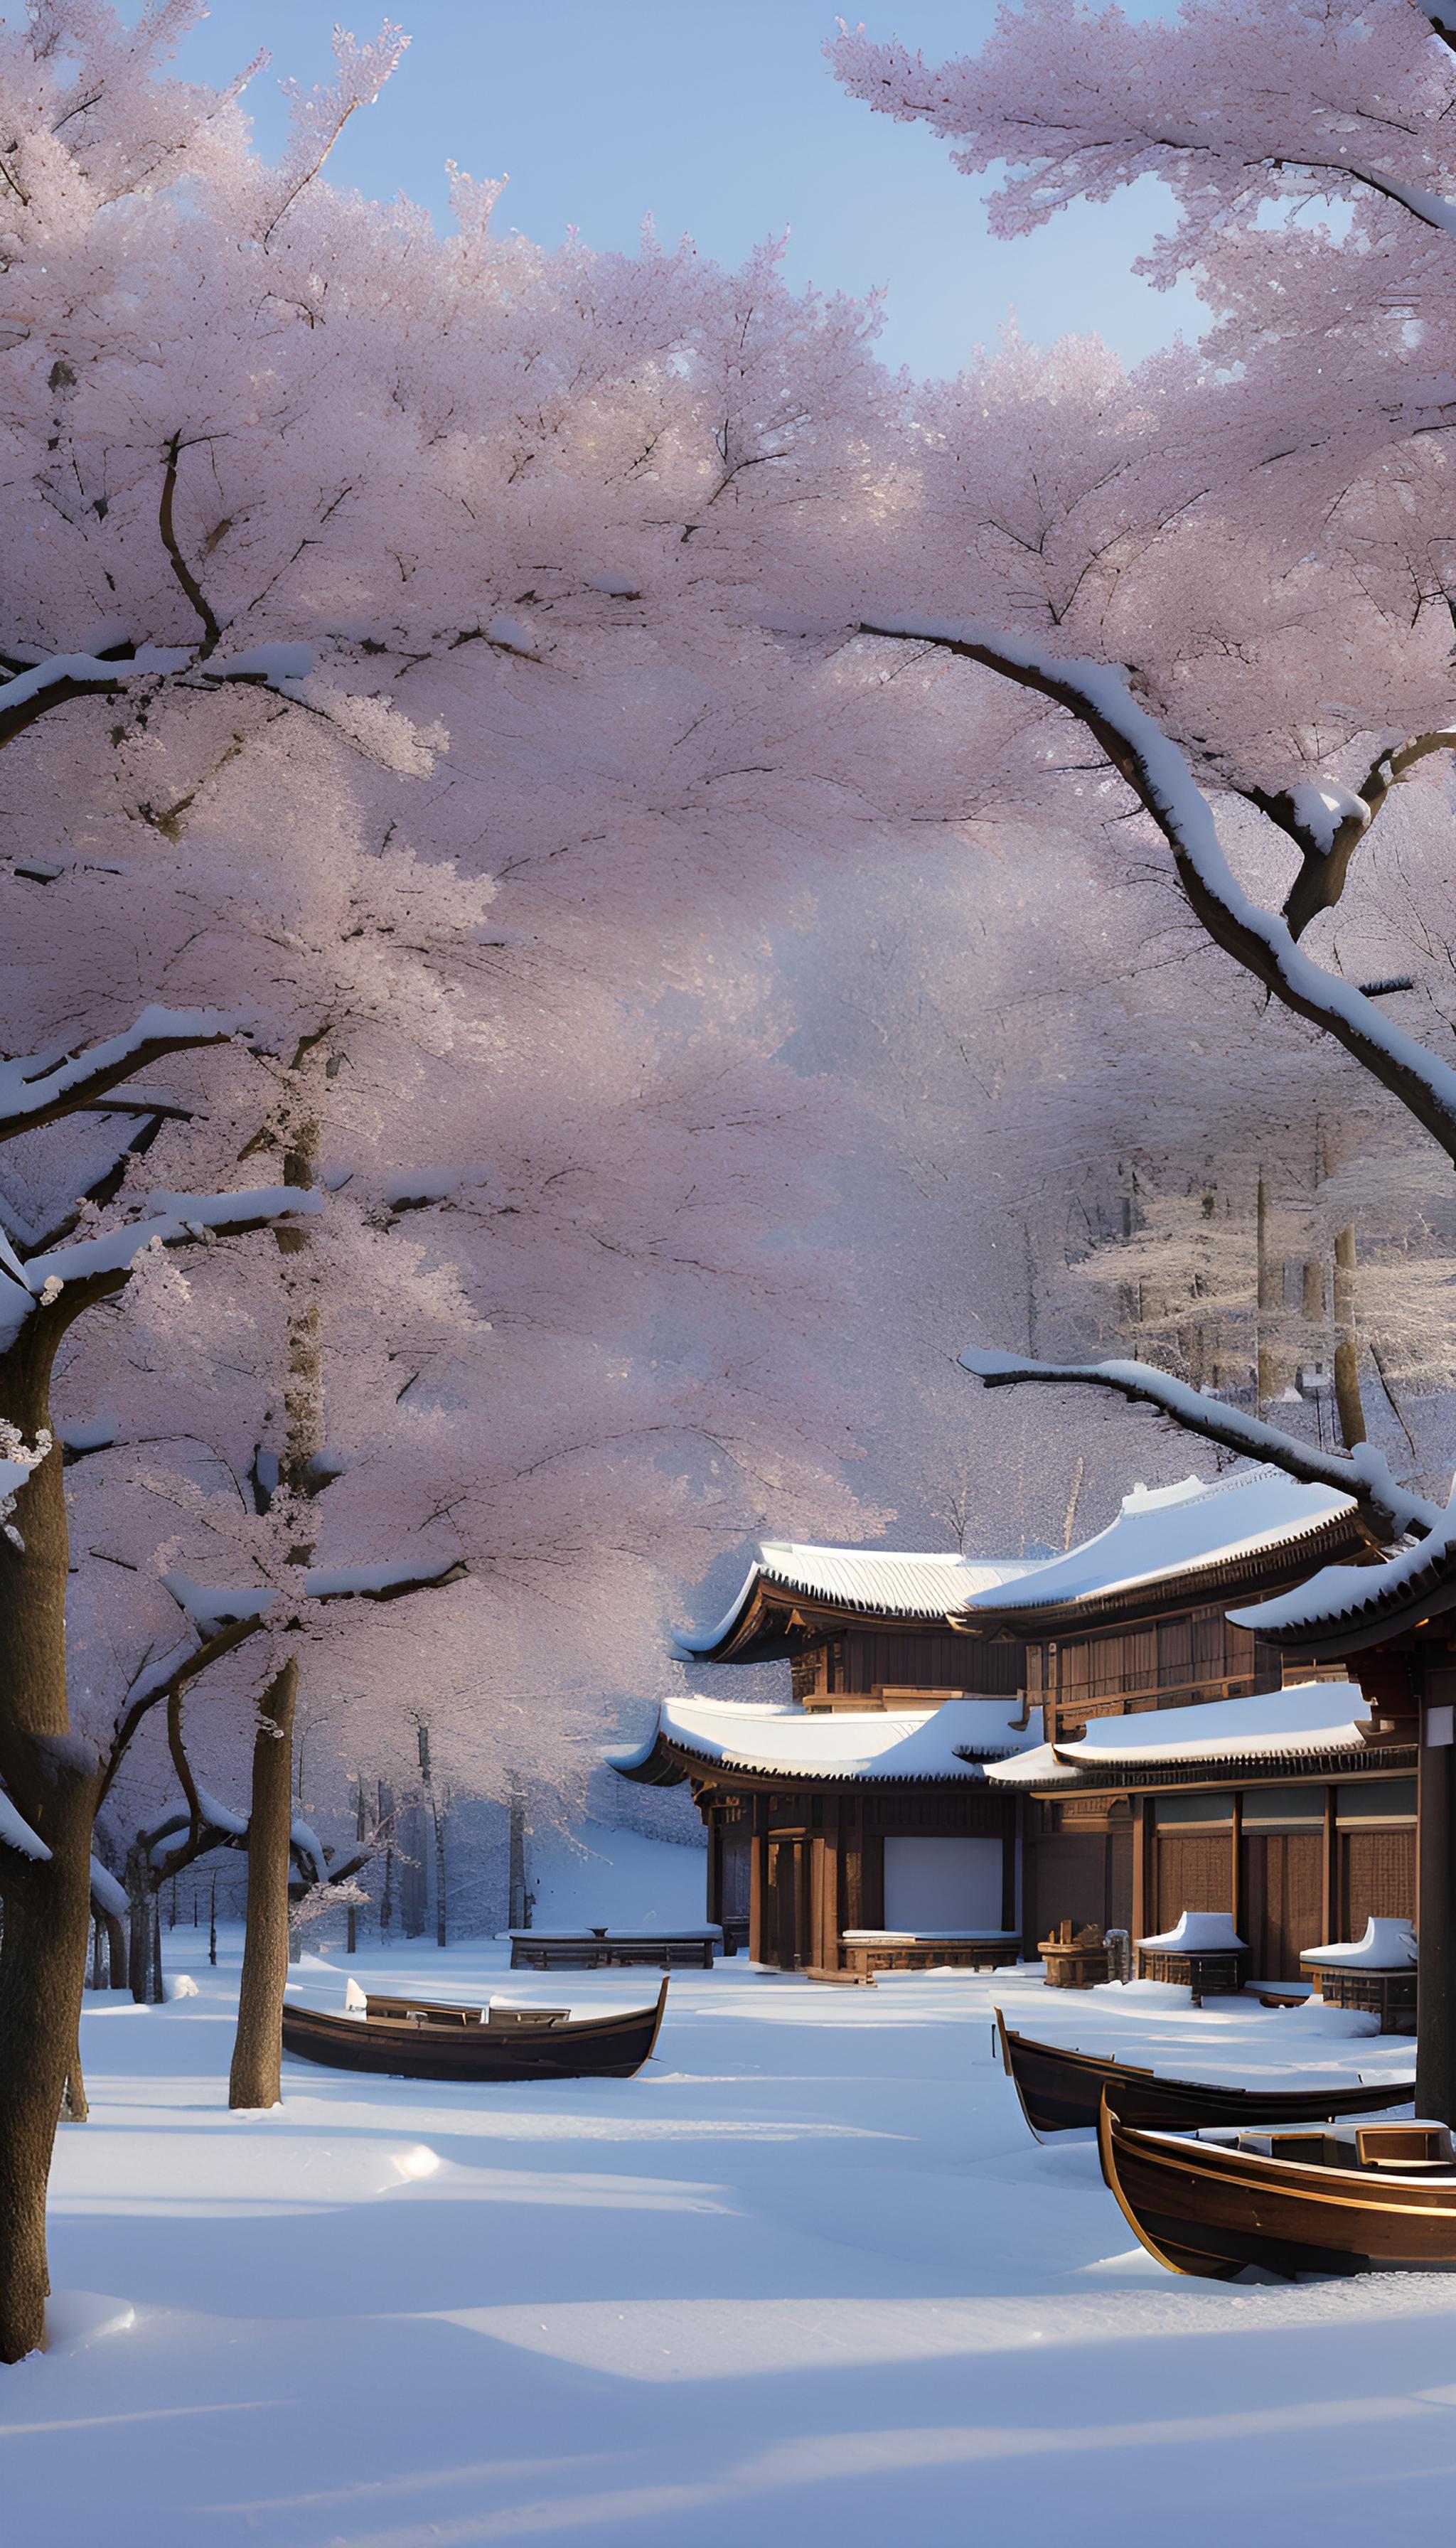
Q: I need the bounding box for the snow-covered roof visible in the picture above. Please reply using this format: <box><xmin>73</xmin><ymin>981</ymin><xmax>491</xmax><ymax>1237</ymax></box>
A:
<box><xmin>677</xmin><ymin>1541</ymin><xmax>1043</xmax><ymax>1654</ymax></box>
<box><xmin>1229</xmin><ymin>1507</ymin><xmax>1456</xmax><ymax>1647</ymax></box>
<box><xmin>610</xmin><ymin>1694</ymin><xmax>1044</xmax><ymax>1784</ymax></box>
<box><xmin>986</xmin><ymin>1681</ymin><xmax>1375</xmax><ymax>1787</ymax></box>
<box><xmin>960</xmin><ymin>1467</ymin><xmax>1355</xmax><ymax>1623</ymax></box>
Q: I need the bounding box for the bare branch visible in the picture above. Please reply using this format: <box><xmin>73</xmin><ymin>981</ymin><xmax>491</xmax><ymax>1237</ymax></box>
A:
<box><xmin>98</xmin><ymin>1617</ymin><xmax>264</xmax><ymax>1808</ymax></box>
<box><xmin>159</xmin><ymin>432</ymin><xmax>222</xmax><ymax>656</ymax></box>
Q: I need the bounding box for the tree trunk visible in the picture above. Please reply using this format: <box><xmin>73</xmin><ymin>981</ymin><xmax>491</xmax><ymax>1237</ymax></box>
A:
<box><xmin>508</xmin><ymin>1779</ymin><xmax>528</xmax><ymax>1930</ymax></box>
<box><xmin>417</xmin><ymin>1725</ymin><xmax>447</xmax><ymax>1949</ymax></box>
<box><xmin>60</xmin><ymin>2014</ymin><xmax>88</xmax><ymax>2124</ymax></box>
<box><xmin>102</xmin><ymin>1909</ymin><xmax>127</xmax><ymax>1991</ymax></box>
<box><xmin>1418</xmin><ymin>1706</ymin><xmax>1456</xmax><ymax>2124</ymax></box>
<box><xmin>1256</xmin><ymin>1169</ymin><xmax>1280</xmax><ymax>1411</ymax></box>
<box><xmin>1333</xmin><ymin>1225</ymin><xmax>1366</xmax><ymax>1450</ymax></box>
<box><xmin>229</xmin><ymin>1110</ymin><xmax>319</xmax><ymax>2098</ymax></box>
<box><xmin>228</xmin><ymin>1658</ymin><xmax>297</xmax><ymax>2109</ymax></box>
<box><xmin>0</xmin><ymin>1322</ymin><xmax>99</xmax><ymax>2361</ymax></box>
<box><xmin>125</xmin><ymin>1844</ymin><xmax>160</xmax><ymax>2004</ymax></box>
<box><xmin>346</xmin><ymin>1778</ymin><xmax>365</xmax><ymax>1956</ymax></box>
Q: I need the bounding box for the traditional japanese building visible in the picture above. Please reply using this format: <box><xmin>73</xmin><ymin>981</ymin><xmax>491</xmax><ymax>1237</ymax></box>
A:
<box><xmin>612</xmin><ymin>1477</ymin><xmax>1404</xmax><ymax>1979</ymax></box>
<box><xmin>1222</xmin><ymin>1526</ymin><xmax>1456</xmax><ymax>2049</ymax></box>
<box><xmin>985</xmin><ymin>1679</ymin><xmax>1416</xmax><ymax>1982</ymax></box>
<box><xmin>954</xmin><ymin>1468</ymin><xmax>1368</xmax><ymax>1741</ymax></box>
<box><xmin>613</xmin><ymin>1543</ymin><xmax>1045</xmax><ymax>1973</ymax></box>
<box><xmin>951</xmin><ymin>1468</ymin><xmax>1377</xmax><ymax>1958</ymax></box>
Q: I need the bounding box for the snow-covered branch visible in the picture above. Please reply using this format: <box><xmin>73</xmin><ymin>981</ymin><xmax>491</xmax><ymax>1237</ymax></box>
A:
<box><xmin>0</xmin><ymin>1784</ymin><xmax>52</xmax><ymax>1872</ymax></box>
<box><xmin>960</xmin><ymin>1347</ymin><xmax>1437</xmax><ymax>1544</ymax></box>
<box><xmin>97</xmin><ymin>1621</ymin><xmax>264</xmax><ymax>1810</ymax></box>
<box><xmin>1245</xmin><ymin>730</ymin><xmax>1456</xmax><ymax>941</ymax></box>
<box><xmin>0</xmin><ymin>1007</ymin><xmax>243</xmax><ymax>1146</ymax></box>
<box><xmin>0</xmin><ymin>646</ymin><xmax>193</xmax><ymax>751</ymax></box>
<box><xmin>860</xmin><ymin>619</ymin><xmax>1456</xmax><ymax>1165</ymax></box>
<box><xmin>0</xmin><ymin>1185</ymin><xmax>325</xmax><ymax>1350</ymax></box>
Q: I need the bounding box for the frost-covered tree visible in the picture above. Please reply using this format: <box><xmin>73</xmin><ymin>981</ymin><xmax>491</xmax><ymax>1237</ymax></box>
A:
<box><xmin>830</xmin><ymin>0</ymin><xmax>1456</xmax><ymax>2116</ymax></box>
<box><xmin>0</xmin><ymin>1</ymin><xmax>892</xmax><ymax>2357</ymax></box>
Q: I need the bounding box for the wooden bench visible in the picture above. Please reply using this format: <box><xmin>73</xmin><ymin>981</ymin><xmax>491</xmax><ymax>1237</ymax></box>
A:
<box><xmin>507</xmin><ymin>1928</ymin><xmax>720</xmax><ymax>1971</ymax></box>
<box><xmin>839</xmin><ymin>1932</ymin><xmax>1022</xmax><ymax>1978</ymax></box>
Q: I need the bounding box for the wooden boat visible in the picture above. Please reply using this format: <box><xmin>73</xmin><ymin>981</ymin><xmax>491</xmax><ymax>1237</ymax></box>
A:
<box><xmin>281</xmin><ymin>1978</ymin><xmax>668</xmax><ymax>2082</ymax></box>
<box><xmin>1100</xmin><ymin>2102</ymin><xmax>1456</xmax><ymax>2279</ymax></box>
<box><xmin>994</xmin><ymin>2006</ymin><xmax>1413</xmax><ymax>2138</ymax></box>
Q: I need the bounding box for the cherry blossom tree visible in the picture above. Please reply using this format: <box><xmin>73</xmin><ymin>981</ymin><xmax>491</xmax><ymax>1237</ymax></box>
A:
<box><xmin>0</xmin><ymin>1</ymin><xmax>899</xmax><ymax>2355</ymax></box>
<box><xmin>828</xmin><ymin>0</ymin><xmax>1456</xmax><ymax>2113</ymax></box>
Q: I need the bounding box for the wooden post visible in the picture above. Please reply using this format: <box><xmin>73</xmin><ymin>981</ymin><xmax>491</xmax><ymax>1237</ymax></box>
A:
<box><xmin>794</xmin><ymin>1838</ymin><xmax>810</xmax><ymax>1971</ymax></box>
<box><xmin>1418</xmin><ymin>1671</ymin><xmax>1456</xmax><ymax>2123</ymax></box>
<box><xmin>843</xmin><ymin>1798</ymin><xmax>863</xmax><ymax>1934</ymax></box>
<box><xmin>1001</xmin><ymin>1809</ymin><xmax>1017</xmax><ymax>1937</ymax></box>
<box><xmin>747</xmin><ymin>1802</ymin><xmax>766</xmax><ymax>1965</ymax></box>
<box><xmin>1322</xmin><ymin>1784</ymin><xmax>1338</xmax><ymax>1945</ymax></box>
<box><xmin>1131</xmin><ymin>1794</ymin><xmax>1147</xmax><ymax>1941</ymax></box>
<box><xmin>1231</xmin><ymin>1791</ymin><xmax>1244</xmax><ymax>1943</ymax></box>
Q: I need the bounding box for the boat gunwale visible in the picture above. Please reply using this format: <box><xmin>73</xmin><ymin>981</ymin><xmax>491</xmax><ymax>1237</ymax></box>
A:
<box><xmin>1108</xmin><ymin>2110</ymin><xmax>1456</xmax><ymax>2214</ymax></box>
<box><xmin>997</xmin><ymin>2007</ymin><xmax>1414</xmax><ymax>2139</ymax></box>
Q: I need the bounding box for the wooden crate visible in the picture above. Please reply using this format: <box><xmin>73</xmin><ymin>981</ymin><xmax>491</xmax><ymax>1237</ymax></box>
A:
<box><xmin>1309</xmin><ymin>1964</ymin><xmax>1418</xmax><ymax>2034</ymax></box>
<box><xmin>1137</xmin><ymin>1944</ymin><xmax>1249</xmax><ymax>2003</ymax></box>
<box><xmin>1039</xmin><ymin>1920</ymin><xmax>1110</xmax><ymax>1989</ymax></box>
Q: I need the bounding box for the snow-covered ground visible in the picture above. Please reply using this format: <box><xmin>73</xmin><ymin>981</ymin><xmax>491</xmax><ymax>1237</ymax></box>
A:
<box><xmin>11</xmin><ymin>1935</ymin><xmax>1456</xmax><ymax>2548</ymax></box>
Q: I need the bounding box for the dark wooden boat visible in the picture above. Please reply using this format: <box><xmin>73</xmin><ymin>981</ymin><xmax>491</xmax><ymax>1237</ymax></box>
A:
<box><xmin>282</xmin><ymin>1978</ymin><xmax>668</xmax><ymax>2082</ymax></box>
<box><xmin>994</xmin><ymin>2006</ymin><xmax>1413</xmax><ymax>2138</ymax></box>
<box><xmin>1100</xmin><ymin>2102</ymin><xmax>1456</xmax><ymax>2279</ymax></box>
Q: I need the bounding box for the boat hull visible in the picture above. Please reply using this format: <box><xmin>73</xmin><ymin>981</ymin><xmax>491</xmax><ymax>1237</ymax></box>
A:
<box><xmin>1100</xmin><ymin>2103</ymin><xmax>1456</xmax><ymax>2279</ymax></box>
<box><xmin>281</xmin><ymin>1980</ymin><xmax>668</xmax><ymax>2082</ymax></box>
<box><xmin>995</xmin><ymin>2007</ymin><xmax>1413</xmax><ymax>2138</ymax></box>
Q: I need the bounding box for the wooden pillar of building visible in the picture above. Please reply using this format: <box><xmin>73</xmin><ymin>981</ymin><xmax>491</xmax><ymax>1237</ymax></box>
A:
<box><xmin>811</xmin><ymin>1824</ymin><xmax>841</xmax><ymax>1971</ymax></box>
<box><xmin>842</xmin><ymin>1797</ymin><xmax>863</xmax><ymax>1934</ymax></box>
<box><xmin>1230</xmin><ymin>1791</ymin><xmax>1244</xmax><ymax>1942</ymax></box>
<box><xmin>705</xmin><ymin>1799</ymin><xmax>722</xmax><ymax>1933</ymax></box>
<box><xmin>1001</xmin><ymin>1807</ymin><xmax>1017</xmax><ymax>1938</ymax></box>
<box><xmin>793</xmin><ymin>1834</ymin><xmax>810</xmax><ymax>1971</ymax></box>
<box><xmin>748</xmin><ymin>1799</ymin><xmax>767</xmax><ymax>1966</ymax></box>
<box><xmin>1418</xmin><ymin>1667</ymin><xmax>1456</xmax><ymax>2123</ymax></box>
<box><xmin>1131</xmin><ymin>1794</ymin><xmax>1148</xmax><ymax>1940</ymax></box>
<box><xmin>1322</xmin><ymin>1784</ymin><xmax>1338</xmax><ymax>1944</ymax></box>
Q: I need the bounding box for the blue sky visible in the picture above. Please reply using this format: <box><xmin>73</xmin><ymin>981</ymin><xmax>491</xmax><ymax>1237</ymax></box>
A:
<box><xmin>129</xmin><ymin>0</ymin><xmax>1201</xmax><ymax>380</ymax></box>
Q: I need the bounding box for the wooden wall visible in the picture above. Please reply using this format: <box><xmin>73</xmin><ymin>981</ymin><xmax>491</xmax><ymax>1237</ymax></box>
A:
<box><xmin>1028</xmin><ymin>1801</ymin><xmax>1133</xmax><ymax>1942</ymax></box>
<box><xmin>793</xmin><ymin>1631</ymin><xmax>1025</xmax><ymax>1701</ymax></box>
<box><xmin>1034</xmin><ymin>1606</ymin><xmax>1285</xmax><ymax>1739</ymax></box>
<box><xmin>1341</xmin><ymin>1827</ymin><xmax>1415</xmax><ymax>1934</ymax></box>
<box><xmin>1135</xmin><ymin>1782</ymin><xmax>1418</xmax><ymax>1981</ymax></box>
<box><xmin>702</xmin><ymin>1779</ymin><xmax>1019</xmax><ymax>1970</ymax></box>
